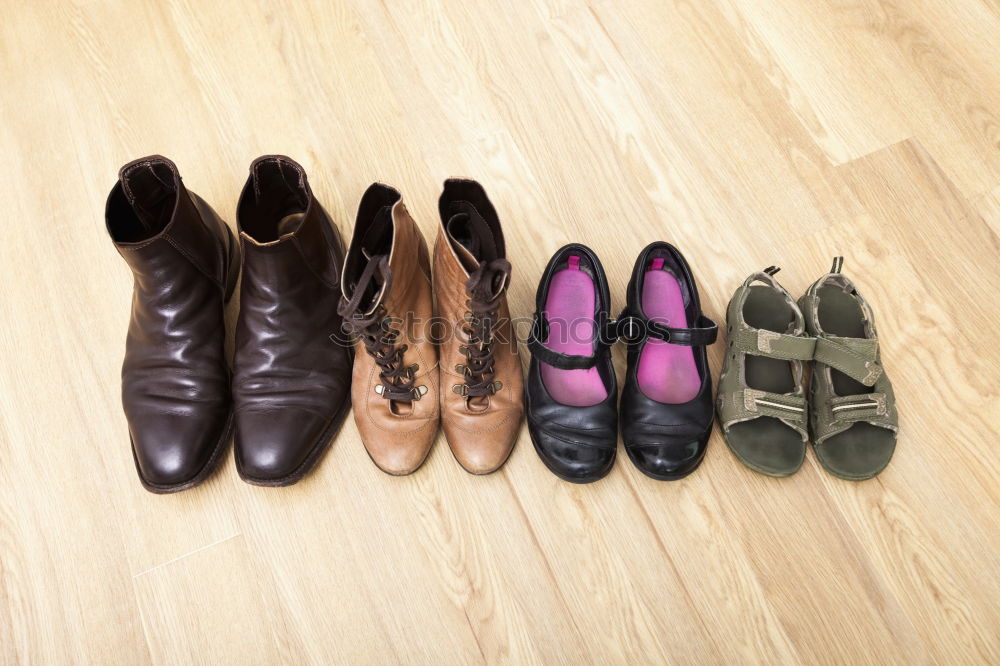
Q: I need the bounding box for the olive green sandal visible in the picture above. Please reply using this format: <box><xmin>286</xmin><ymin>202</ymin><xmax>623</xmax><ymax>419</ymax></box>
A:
<box><xmin>799</xmin><ymin>257</ymin><xmax>898</xmax><ymax>480</ymax></box>
<box><xmin>717</xmin><ymin>267</ymin><xmax>814</xmax><ymax>477</ymax></box>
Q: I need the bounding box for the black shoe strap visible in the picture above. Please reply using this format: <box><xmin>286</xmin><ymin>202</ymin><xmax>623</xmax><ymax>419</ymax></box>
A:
<box><xmin>616</xmin><ymin>310</ymin><xmax>718</xmax><ymax>346</ymax></box>
<box><xmin>527</xmin><ymin>311</ymin><xmax>617</xmax><ymax>370</ymax></box>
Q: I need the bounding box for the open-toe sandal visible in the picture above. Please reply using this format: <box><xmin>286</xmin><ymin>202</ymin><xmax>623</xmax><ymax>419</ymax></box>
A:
<box><xmin>799</xmin><ymin>257</ymin><xmax>898</xmax><ymax>480</ymax></box>
<box><xmin>717</xmin><ymin>267</ymin><xmax>813</xmax><ymax>477</ymax></box>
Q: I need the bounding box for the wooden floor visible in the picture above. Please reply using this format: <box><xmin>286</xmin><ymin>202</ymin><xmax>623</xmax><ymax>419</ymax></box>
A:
<box><xmin>2</xmin><ymin>0</ymin><xmax>999</xmax><ymax>663</ymax></box>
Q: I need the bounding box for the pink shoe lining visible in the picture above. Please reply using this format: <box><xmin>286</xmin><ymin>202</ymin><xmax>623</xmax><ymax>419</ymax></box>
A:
<box><xmin>636</xmin><ymin>259</ymin><xmax>701</xmax><ymax>403</ymax></box>
<box><xmin>539</xmin><ymin>256</ymin><xmax>609</xmax><ymax>406</ymax></box>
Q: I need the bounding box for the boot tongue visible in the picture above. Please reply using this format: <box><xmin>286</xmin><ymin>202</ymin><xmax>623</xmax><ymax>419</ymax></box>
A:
<box><xmin>361</xmin><ymin>270</ymin><xmax>387</xmax><ymax>315</ymax></box>
<box><xmin>362</xmin><ymin>206</ymin><xmax>394</xmax><ymax>258</ymax></box>
<box><xmin>467</xmin><ymin>261</ymin><xmax>509</xmax><ymax>304</ymax></box>
<box><xmin>357</xmin><ymin>206</ymin><xmax>395</xmax><ymax>313</ymax></box>
<box><xmin>446</xmin><ymin>202</ymin><xmax>498</xmax><ymax>273</ymax></box>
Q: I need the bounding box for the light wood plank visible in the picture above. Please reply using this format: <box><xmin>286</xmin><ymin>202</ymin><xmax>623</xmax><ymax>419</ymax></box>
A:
<box><xmin>1</xmin><ymin>0</ymin><xmax>998</xmax><ymax>663</ymax></box>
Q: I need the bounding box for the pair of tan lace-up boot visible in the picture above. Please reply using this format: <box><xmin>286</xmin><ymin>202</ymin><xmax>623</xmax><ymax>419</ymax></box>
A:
<box><xmin>338</xmin><ymin>180</ymin><xmax>523</xmax><ymax>475</ymax></box>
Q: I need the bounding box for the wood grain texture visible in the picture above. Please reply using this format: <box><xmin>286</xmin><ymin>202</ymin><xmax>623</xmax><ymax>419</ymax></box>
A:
<box><xmin>1</xmin><ymin>0</ymin><xmax>998</xmax><ymax>663</ymax></box>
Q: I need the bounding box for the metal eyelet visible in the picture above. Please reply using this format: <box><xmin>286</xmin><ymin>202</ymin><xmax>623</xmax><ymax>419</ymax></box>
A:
<box><xmin>491</xmin><ymin>381</ymin><xmax>503</xmax><ymax>393</ymax></box>
<box><xmin>452</xmin><ymin>384</ymin><xmax>467</xmax><ymax>396</ymax></box>
<box><xmin>412</xmin><ymin>385</ymin><xmax>428</xmax><ymax>400</ymax></box>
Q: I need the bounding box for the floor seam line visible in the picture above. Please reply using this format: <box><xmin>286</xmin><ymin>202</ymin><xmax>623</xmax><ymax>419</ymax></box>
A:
<box><xmin>132</xmin><ymin>532</ymin><xmax>242</xmax><ymax>579</ymax></box>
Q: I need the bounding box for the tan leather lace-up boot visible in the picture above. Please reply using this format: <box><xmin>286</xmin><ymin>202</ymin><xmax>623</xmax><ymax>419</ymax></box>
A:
<box><xmin>338</xmin><ymin>184</ymin><xmax>440</xmax><ymax>475</ymax></box>
<box><xmin>434</xmin><ymin>180</ymin><xmax>523</xmax><ymax>474</ymax></box>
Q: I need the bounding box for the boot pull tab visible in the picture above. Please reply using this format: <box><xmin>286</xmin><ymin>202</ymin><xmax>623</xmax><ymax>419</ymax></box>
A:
<box><xmin>120</xmin><ymin>161</ymin><xmax>174</xmax><ymax>207</ymax></box>
<box><xmin>763</xmin><ymin>266</ymin><xmax>781</xmax><ymax>276</ymax></box>
<box><xmin>831</xmin><ymin>256</ymin><xmax>844</xmax><ymax>273</ymax></box>
<box><xmin>119</xmin><ymin>160</ymin><xmax>176</xmax><ymax>232</ymax></box>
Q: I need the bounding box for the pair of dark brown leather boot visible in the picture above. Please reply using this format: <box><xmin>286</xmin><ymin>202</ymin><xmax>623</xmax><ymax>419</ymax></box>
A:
<box><xmin>338</xmin><ymin>181</ymin><xmax>523</xmax><ymax>475</ymax></box>
<box><xmin>106</xmin><ymin>155</ymin><xmax>351</xmax><ymax>492</ymax></box>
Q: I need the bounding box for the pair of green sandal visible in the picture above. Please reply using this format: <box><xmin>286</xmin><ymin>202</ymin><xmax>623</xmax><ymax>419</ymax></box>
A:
<box><xmin>717</xmin><ymin>258</ymin><xmax>898</xmax><ymax>480</ymax></box>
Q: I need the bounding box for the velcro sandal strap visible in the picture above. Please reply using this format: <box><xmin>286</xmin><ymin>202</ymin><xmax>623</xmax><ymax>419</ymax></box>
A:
<box><xmin>732</xmin><ymin>326</ymin><xmax>816</xmax><ymax>361</ymax></box>
<box><xmin>528</xmin><ymin>312</ymin><xmax>607</xmax><ymax>370</ymax></box>
<box><xmin>617</xmin><ymin>311</ymin><xmax>718</xmax><ymax>346</ymax></box>
<box><xmin>738</xmin><ymin>389</ymin><xmax>808</xmax><ymax>422</ymax></box>
<box><xmin>828</xmin><ymin>392</ymin><xmax>889</xmax><ymax>423</ymax></box>
<box><xmin>814</xmin><ymin>335</ymin><xmax>882</xmax><ymax>386</ymax></box>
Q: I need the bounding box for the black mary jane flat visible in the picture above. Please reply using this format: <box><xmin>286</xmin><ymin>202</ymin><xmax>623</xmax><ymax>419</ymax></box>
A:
<box><xmin>617</xmin><ymin>242</ymin><xmax>718</xmax><ymax>480</ymax></box>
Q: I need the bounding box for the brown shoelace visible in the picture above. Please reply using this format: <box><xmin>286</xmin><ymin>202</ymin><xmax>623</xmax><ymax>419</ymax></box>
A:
<box><xmin>338</xmin><ymin>255</ymin><xmax>420</xmax><ymax>401</ymax></box>
<box><xmin>456</xmin><ymin>258</ymin><xmax>511</xmax><ymax>398</ymax></box>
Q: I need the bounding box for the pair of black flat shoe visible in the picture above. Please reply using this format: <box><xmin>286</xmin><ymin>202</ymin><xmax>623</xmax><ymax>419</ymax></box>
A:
<box><xmin>525</xmin><ymin>242</ymin><xmax>717</xmax><ymax>483</ymax></box>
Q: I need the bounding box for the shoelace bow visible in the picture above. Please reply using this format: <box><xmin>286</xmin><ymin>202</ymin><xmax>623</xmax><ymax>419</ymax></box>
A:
<box><xmin>337</xmin><ymin>255</ymin><xmax>418</xmax><ymax>401</ymax></box>
<box><xmin>458</xmin><ymin>258</ymin><xmax>511</xmax><ymax>398</ymax></box>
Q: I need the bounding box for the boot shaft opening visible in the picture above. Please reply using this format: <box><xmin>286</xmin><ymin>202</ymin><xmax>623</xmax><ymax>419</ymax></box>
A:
<box><xmin>106</xmin><ymin>157</ymin><xmax>179</xmax><ymax>243</ymax></box>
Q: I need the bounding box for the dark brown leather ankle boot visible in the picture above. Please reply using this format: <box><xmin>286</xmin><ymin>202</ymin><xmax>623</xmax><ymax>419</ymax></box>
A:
<box><xmin>434</xmin><ymin>180</ymin><xmax>523</xmax><ymax>474</ymax></box>
<box><xmin>338</xmin><ymin>184</ymin><xmax>440</xmax><ymax>475</ymax></box>
<box><xmin>105</xmin><ymin>156</ymin><xmax>240</xmax><ymax>493</ymax></box>
<box><xmin>232</xmin><ymin>156</ymin><xmax>353</xmax><ymax>485</ymax></box>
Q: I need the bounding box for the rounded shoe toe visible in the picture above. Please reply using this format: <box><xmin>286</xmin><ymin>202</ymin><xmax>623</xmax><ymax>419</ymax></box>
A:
<box><xmin>235</xmin><ymin>408</ymin><xmax>329</xmax><ymax>483</ymax></box>
<box><xmin>529</xmin><ymin>425</ymin><xmax>616</xmax><ymax>483</ymax></box>
<box><xmin>130</xmin><ymin>414</ymin><xmax>226</xmax><ymax>489</ymax></box>
<box><xmin>442</xmin><ymin>410</ymin><xmax>522</xmax><ymax>475</ymax></box>
<box><xmin>363</xmin><ymin>421</ymin><xmax>438</xmax><ymax>476</ymax></box>
<box><xmin>135</xmin><ymin>444</ymin><xmax>200</xmax><ymax>487</ymax></box>
<box><xmin>626</xmin><ymin>436</ymin><xmax>707</xmax><ymax>480</ymax></box>
<box><xmin>368</xmin><ymin>437</ymin><xmax>436</xmax><ymax>476</ymax></box>
<box><xmin>448</xmin><ymin>435</ymin><xmax>516</xmax><ymax>475</ymax></box>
